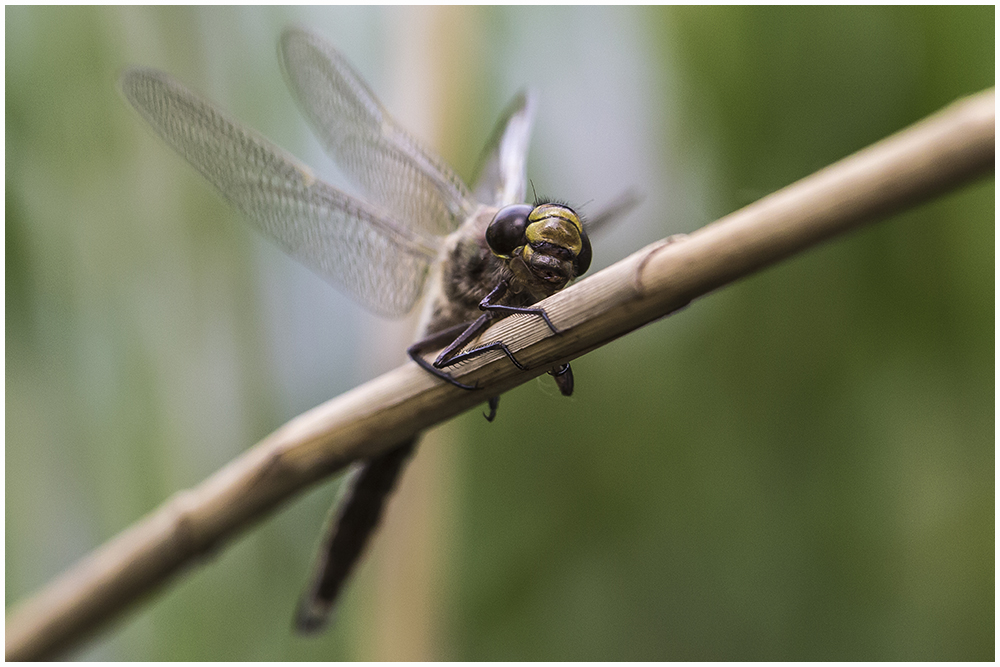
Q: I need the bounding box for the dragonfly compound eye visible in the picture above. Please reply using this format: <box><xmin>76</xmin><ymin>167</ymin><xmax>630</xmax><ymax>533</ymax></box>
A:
<box><xmin>486</xmin><ymin>204</ymin><xmax>533</xmax><ymax>259</ymax></box>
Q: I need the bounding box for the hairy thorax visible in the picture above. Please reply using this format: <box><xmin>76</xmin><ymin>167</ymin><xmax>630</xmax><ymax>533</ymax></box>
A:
<box><xmin>417</xmin><ymin>205</ymin><xmax>553</xmax><ymax>337</ymax></box>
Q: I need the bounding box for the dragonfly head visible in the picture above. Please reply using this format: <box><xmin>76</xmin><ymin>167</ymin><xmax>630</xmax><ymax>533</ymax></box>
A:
<box><xmin>486</xmin><ymin>203</ymin><xmax>592</xmax><ymax>292</ymax></box>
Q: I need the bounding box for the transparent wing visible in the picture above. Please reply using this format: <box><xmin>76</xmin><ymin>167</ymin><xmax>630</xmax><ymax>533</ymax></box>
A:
<box><xmin>120</xmin><ymin>67</ymin><xmax>439</xmax><ymax>318</ymax></box>
<box><xmin>280</xmin><ymin>28</ymin><xmax>475</xmax><ymax>238</ymax></box>
<box><xmin>471</xmin><ymin>90</ymin><xmax>537</xmax><ymax>207</ymax></box>
<box><xmin>584</xmin><ymin>189</ymin><xmax>643</xmax><ymax>236</ymax></box>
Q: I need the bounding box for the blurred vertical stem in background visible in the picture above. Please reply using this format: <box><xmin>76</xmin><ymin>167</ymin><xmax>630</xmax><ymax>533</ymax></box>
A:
<box><xmin>364</xmin><ymin>6</ymin><xmax>485</xmax><ymax>661</ymax></box>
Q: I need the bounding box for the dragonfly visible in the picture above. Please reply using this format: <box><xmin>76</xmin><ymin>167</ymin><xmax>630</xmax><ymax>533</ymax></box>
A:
<box><xmin>121</xmin><ymin>27</ymin><xmax>631</xmax><ymax>633</ymax></box>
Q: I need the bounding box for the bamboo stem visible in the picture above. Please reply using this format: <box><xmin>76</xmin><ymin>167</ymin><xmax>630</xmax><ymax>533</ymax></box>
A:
<box><xmin>5</xmin><ymin>87</ymin><xmax>994</xmax><ymax>661</ymax></box>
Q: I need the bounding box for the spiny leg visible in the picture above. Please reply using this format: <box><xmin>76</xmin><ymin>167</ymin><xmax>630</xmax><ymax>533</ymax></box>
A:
<box><xmin>407</xmin><ymin>321</ymin><xmax>483</xmax><ymax>390</ymax></box>
<box><xmin>433</xmin><ymin>335</ymin><xmax>529</xmax><ymax>372</ymax></box>
<box><xmin>477</xmin><ymin>279</ymin><xmax>562</xmax><ymax>335</ymax></box>
<box><xmin>428</xmin><ymin>284</ymin><xmax>540</xmax><ymax>375</ymax></box>
<box><xmin>409</xmin><ymin>319</ymin><xmax>510</xmax><ymax>421</ymax></box>
<box><xmin>430</xmin><ymin>276</ymin><xmax>566</xmax><ymax>372</ymax></box>
<box><xmin>433</xmin><ymin>313</ymin><xmax>495</xmax><ymax>367</ymax></box>
<box><xmin>409</xmin><ymin>279</ymin><xmax>568</xmax><ymax>417</ymax></box>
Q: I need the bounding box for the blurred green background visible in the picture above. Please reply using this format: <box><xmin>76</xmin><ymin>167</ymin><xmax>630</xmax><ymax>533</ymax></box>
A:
<box><xmin>6</xmin><ymin>6</ymin><xmax>993</xmax><ymax>661</ymax></box>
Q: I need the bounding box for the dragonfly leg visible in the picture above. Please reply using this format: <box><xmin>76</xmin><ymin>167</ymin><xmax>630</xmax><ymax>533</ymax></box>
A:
<box><xmin>435</xmin><ymin>337</ymin><xmax>528</xmax><ymax>372</ymax></box>
<box><xmin>431</xmin><ymin>277</ymin><xmax>568</xmax><ymax>377</ymax></box>
<box><xmin>410</xmin><ymin>323</ymin><xmax>506</xmax><ymax>420</ymax></box>
<box><xmin>410</xmin><ymin>321</ymin><xmax>507</xmax><ymax>420</ymax></box>
<box><xmin>409</xmin><ymin>314</ymin><xmax>528</xmax><ymax>391</ymax></box>
<box><xmin>433</xmin><ymin>314</ymin><xmax>494</xmax><ymax>367</ymax></box>
<box><xmin>432</xmin><ymin>312</ymin><xmax>531</xmax><ymax>373</ymax></box>
<box><xmin>478</xmin><ymin>280</ymin><xmax>562</xmax><ymax>335</ymax></box>
<box><xmin>549</xmin><ymin>363</ymin><xmax>574</xmax><ymax>396</ymax></box>
<box><xmin>408</xmin><ymin>321</ymin><xmax>483</xmax><ymax>390</ymax></box>
<box><xmin>410</xmin><ymin>276</ymin><xmax>568</xmax><ymax>393</ymax></box>
<box><xmin>482</xmin><ymin>303</ymin><xmax>561</xmax><ymax>334</ymax></box>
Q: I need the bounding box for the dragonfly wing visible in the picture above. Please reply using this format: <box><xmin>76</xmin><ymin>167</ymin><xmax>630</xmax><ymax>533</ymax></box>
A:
<box><xmin>280</xmin><ymin>28</ymin><xmax>475</xmax><ymax>238</ymax></box>
<box><xmin>471</xmin><ymin>90</ymin><xmax>537</xmax><ymax>207</ymax></box>
<box><xmin>121</xmin><ymin>67</ymin><xmax>438</xmax><ymax>318</ymax></box>
<box><xmin>584</xmin><ymin>188</ymin><xmax>643</xmax><ymax>236</ymax></box>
